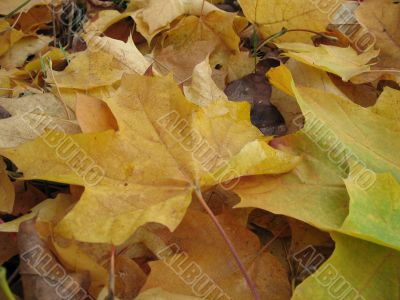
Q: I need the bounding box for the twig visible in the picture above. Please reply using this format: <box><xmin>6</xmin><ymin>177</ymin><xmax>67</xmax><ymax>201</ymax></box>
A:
<box><xmin>194</xmin><ymin>187</ymin><xmax>260</xmax><ymax>300</ymax></box>
<box><xmin>106</xmin><ymin>245</ymin><xmax>116</xmax><ymax>300</ymax></box>
<box><xmin>5</xmin><ymin>0</ymin><xmax>31</xmax><ymax>18</ymax></box>
<box><xmin>256</xmin><ymin>27</ymin><xmax>339</xmax><ymax>52</ymax></box>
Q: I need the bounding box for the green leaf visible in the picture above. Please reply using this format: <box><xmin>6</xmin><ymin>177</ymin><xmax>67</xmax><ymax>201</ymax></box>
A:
<box><xmin>341</xmin><ymin>172</ymin><xmax>400</xmax><ymax>251</ymax></box>
<box><xmin>292</xmin><ymin>233</ymin><xmax>400</xmax><ymax>300</ymax></box>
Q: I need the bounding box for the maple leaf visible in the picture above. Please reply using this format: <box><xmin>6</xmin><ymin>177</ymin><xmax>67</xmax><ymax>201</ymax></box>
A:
<box><xmin>356</xmin><ymin>0</ymin><xmax>400</xmax><ymax>69</ymax></box>
<box><xmin>276</xmin><ymin>43</ymin><xmax>379</xmax><ymax>81</ymax></box>
<box><xmin>0</xmin><ymin>74</ymin><xmax>299</xmax><ymax>245</ymax></box>
<box><xmin>266</xmin><ymin>60</ymin><xmax>353</xmax><ymax>133</ymax></box>
<box><xmin>152</xmin><ymin>10</ymin><xmax>248</xmax><ymax>83</ymax></box>
<box><xmin>235</xmin><ymin>132</ymin><xmax>350</xmax><ymax>232</ymax></box>
<box><xmin>136</xmin><ymin>288</ymin><xmax>201</xmax><ymax>300</ymax></box>
<box><xmin>238</xmin><ymin>0</ymin><xmax>345</xmax><ymax>42</ymax></box>
<box><xmin>46</xmin><ymin>36</ymin><xmax>150</xmax><ymax>90</ymax></box>
<box><xmin>183</xmin><ymin>57</ymin><xmax>228</xmax><ymax>106</ymax></box>
<box><xmin>0</xmin><ymin>93</ymin><xmax>79</xmax><ymax>148</ymax></box>
<box><xmin>141</xmin><ymin>209</ymin><xmax>291</xmax><ymax>299</ymax></box>
<box><xmin>235</xmin><ymin>75</ymin><xmax>400</xmax><ymax>250</ymax></box>
<box><xmin>292</xmin><ymin>233</ymin><xmax>400</xmax><ymax>300</ymax></box>
<box><xmin>129</xmin><ymin>0</ymin><xmax>221</xmax><ymax>43</ymax></box>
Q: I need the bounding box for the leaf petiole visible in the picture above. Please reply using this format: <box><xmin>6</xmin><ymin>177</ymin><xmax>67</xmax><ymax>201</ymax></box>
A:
<box><xmin>194</xmin><ymin>187</ymin><xmax>261</xmax><ymax>300</ymax></box>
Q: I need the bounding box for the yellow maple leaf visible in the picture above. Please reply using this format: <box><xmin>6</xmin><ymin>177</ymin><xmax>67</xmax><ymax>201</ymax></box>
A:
<box><xmin>276</xmin><ymin>42</ymin><xmax>379</xmax><ymax>81</ymax></box>
<box><xmin>0</xmin><ymin>74</ymin><xmax>299</xmax><ymax>245</ymax></box>
<box><xmin>129</xmin><ymin>0</ymin><xmax>221</xmax><ymax>43</ymax></box>
<box><xmin>356</xmin><ymin>0</ymin><xmax>400</xmax><ymax>69</ymax></box>
<box><xmin>46</xmin><ymin>36</ymin><xmax>150</xmax><ymax>91</ymax></box>
<box><xmin>238</xmin><ymin>0</ymin><xmax>345</xmax><ymax>42</ymax></box>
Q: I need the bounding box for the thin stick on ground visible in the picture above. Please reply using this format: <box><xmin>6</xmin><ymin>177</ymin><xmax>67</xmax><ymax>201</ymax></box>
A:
<box><xmin>194</xmin><ymin>187</ymin><xmax>261</xmax><ymax>300</ymax></box>
<box><xmin>106</xmin><ymin>245</ymin><xmax>116</xmax><ymax>300</ymax></box>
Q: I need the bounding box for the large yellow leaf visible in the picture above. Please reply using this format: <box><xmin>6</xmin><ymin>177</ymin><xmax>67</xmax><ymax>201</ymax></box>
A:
<box><xmin>238</xmin><ymin>0</ymin><xmax>344</xmax><ymax>42</ymax></box>
<box><xmin>0</xmin><ymin>74</ymin><xmax>299</xmax><ymax>245</ymax></box>
<box><xmin>276</xmin><ymin>43</ymin><xmax>379</xmax><ymax>81</ymax></box>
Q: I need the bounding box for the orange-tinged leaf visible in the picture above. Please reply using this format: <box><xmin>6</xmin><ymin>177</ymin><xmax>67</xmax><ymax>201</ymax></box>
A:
<box><xmin>141</xmin><ymin>209</ymin><xmax>291</xmax><ymax>300</ymax></box>
<box><xmin>0</xmin><ymin>158</ymin><xmax>14</xmax><ymax>213</ymax></box>
<box><xmin>76</xmin><ymin>94</ymin><xmax>118</xmax><ymax>133</ymax></box>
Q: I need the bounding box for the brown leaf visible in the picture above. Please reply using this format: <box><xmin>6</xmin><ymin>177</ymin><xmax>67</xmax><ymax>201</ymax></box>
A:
<box><xmin>18</xmin><ymin>219</ymin><xmax>91</xmax><ymax>300</ymax></box>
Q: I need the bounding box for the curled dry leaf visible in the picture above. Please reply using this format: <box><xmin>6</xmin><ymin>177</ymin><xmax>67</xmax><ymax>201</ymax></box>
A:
<box><xmin>130</xmin><ymin>0</ymin><xmax>222</xmax><ymax>43</ymax></box>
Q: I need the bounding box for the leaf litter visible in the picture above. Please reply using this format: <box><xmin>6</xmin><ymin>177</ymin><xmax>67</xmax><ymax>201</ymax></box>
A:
<box><xmin>0</xmin><ymin>0</ymin><xmax>399</xmax><ymax>299</ymax></box>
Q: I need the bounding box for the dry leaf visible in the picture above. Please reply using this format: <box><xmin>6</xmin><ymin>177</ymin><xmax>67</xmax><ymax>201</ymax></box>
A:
<box><xmin>238</xmin><ymin>0</ymin><xmax>345</xmax><ymax>42</ymax></box>
<box><xmin>141</xmin><ymin>209</ymin><xmax>291</xmax><ymax>300</ymax></box>
<box><xmin>0</xmin><ymin>74</ymin><xmax>299</xmax><ymax>245</ymax></box>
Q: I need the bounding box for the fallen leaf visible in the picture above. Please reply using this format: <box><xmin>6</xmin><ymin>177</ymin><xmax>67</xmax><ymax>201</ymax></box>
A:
<box><xmin>356</xmin><ymin>0</ymin><xmax>400</xmax><ymax>69</ymax></box>
<box><xmin>141</xmin><ymin>209</ymin><xmax>291</xmax><ymax>300</ymax></box>
<box><xmin>11</xmin><ymin>181</ymin><xmax>46</xmax><ymax>215</ymax></box>
<box><xmin>0</xmin><ymin>233</ymin><xmax>18</xmax><ymax>265</ymax></box>
<box><xmin>0</xmin><ymin>35</ymin><xmax>51</xmax><ymax>69</ymax></box>
<box><xmin>292</xmin><ymin>233</ymin><xmax>400</xmax><ymax>300</ymax></box>
<box><xmin>130</xmin><ymin>0</ymin><xmax>221</xmax><ymax>43</ymax></box>
<box><xmin>17</xmin><ymin>219</ymin><xmax>90</xmax><ymax>300</ymax></box>
<box><xmin>88</xmin><ymin>35</ymin><xmax>151</xmax><ymax>75</ymax></box>
<box><xmin>136</xmin><ymin>287</ymin><xmax>201</xmax><ymax>300</ymax></box>
<box><xmin>293</xmin><ymin>85</ymin><xmax>400</xmax><ymax>181</ymax></box>
<box><xmin>235</xmin><ymin>132</ymin><xmax>349</xmax><ymax>232</ymax></box>
<box><xmin>0</xmin><ymin>158</ymin><xmax>14</xmax><ymax>213</ymax></box>
<box><xmin>238</xmin><ymin>0</ymin><xmax>344</xmax><ymax>42</ymax></box>
<box><xmin>0</xmin><ymin>74</ymin><xmax>299</xmax><ymax>245</ymax></box>
<box><xmin>0</xmin><ymin>20</ymin><xmax>24</xmax><ymax>56</ymax></box>
<box><xmin>76</xmin><ymin>93</ymin><xmax>118</xmax><ymax>133</ymax></box>
<box><xmin>341</xmin><ymin>172</ymin><xmax>400</xmax><ymax>251</ymax></box>
<box><xmin>0</xmin><ymin>194</ymin><xmax>74</xmax><ymax>233</ymax></box>
<box><xmin>0</xmin><ymin>93</ymin><xmax>79</xmax><ymax>147</ymax></box>
<box><xmin>276</xmin><ymin>43</ymin><xmax>379</xmax><ymax>81</ymax></box>
<box><xmin>183</xmin><ymin>57</ymin><xmax>227</xmax><ymax>106</ymax></box>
